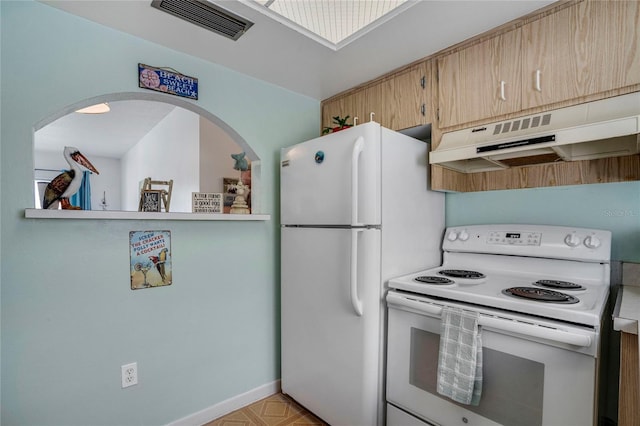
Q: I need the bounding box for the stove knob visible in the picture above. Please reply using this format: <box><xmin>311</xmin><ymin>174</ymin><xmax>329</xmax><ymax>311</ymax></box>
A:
<box><xmin>584</xmin><ymin>235</ymin><xmax>601</xmax><ymax>249</ymax></box>
<box><xmin>446</xmin><ymin>230</ymin><xmax>458</xmax><ymax>241</ymax></box>
<box><xmin>458</xmin><ymin>230</ymin><xmax>470</xmax><ymax>241</ymax></box>
<box><xmin>564</xmin><ymin>233</ymin><xmax>581</xmax><ymax>247</ymax></box>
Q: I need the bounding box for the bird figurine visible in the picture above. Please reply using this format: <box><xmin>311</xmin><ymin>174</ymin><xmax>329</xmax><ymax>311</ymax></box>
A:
<box><xmin>42</xmin><ymin>146</ymin><xmax>99</xmax><ymax>209</ymax></box>
<box><xmin>231</xmin><ymin>152</ymin><xmax>249</xmax><ymax>171</ymax></box>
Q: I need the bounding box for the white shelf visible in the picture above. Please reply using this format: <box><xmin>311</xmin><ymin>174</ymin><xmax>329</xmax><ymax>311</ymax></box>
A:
<box><xmin>24</xmin><ymin>209</ymin><xmax>270</xmax><ymax>221</ymax></box>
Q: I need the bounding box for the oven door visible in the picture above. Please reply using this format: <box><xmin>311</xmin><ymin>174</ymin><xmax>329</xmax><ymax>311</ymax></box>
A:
<box><xmin>386</xmin><ymin>291</ymin><xmax>599</xmax><ymax>426</ymax></box>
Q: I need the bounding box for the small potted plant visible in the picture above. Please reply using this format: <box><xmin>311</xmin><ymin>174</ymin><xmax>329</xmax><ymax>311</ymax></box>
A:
<box><xmin>323</xmin><ymin>115</ymin><xmax>353</xmax><ymax>134</ymax></box>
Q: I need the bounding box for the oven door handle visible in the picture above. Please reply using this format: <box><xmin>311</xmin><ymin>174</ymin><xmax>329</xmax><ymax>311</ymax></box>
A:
<box><xmin>479</xmin><ymin>316</ymin><xmax>592</xmax><ymax>347</ymax></box>
<box><xmin>386</xmin><ymin>293</ymin><xmax>593</xmax><ymax>347</ymax></box>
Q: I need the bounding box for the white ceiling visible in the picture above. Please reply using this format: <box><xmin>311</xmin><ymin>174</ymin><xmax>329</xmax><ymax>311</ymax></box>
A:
<box><xmin>42</xmin><ymin>0</ymin><xmax>554</xmax><ymax>101</ymax></box>
<box><xmin>36</xmin><ymin>0</ymin><xmax>554</xmax><ymax>158</ymax></box>
<box><xmin>35</xmin><ymin>101</ymin><xmax>178</xmax><ymax>158</ymax></box>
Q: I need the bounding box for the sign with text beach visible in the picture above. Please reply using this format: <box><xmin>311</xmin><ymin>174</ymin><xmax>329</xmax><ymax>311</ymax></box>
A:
<box><xmin>138</xmin><ymin>63</ymin><xmax>198</xmax><ymax>100</ymax></box>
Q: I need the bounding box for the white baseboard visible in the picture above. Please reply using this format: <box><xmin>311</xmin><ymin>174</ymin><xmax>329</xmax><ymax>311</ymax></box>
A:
<box><xmin>166</xmin><ymin>380</ymin><xmax>281</xmax><ymax>426</ymax></box>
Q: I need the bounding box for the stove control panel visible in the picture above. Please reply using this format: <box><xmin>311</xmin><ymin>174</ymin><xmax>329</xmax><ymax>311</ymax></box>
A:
<box><xmin>488</xmin><ymin>231</ymin><xmax>541</xmax><ymax>246</ymax></box>
<box><xmin>443</xmin><ymin>225</ymin><xmax>612</xmax><ymax>262</ymax></box>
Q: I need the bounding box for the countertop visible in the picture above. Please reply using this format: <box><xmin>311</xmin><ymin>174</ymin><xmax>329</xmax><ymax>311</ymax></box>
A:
<box><xmin>613</xmin><ymin>263</ymin><xmax>640</xmax><ymax>335</ymax></box>
<box><xmin>614</xmin><ymin>286</ymin><xmax>640</xmax><ymax>334</ymax></box>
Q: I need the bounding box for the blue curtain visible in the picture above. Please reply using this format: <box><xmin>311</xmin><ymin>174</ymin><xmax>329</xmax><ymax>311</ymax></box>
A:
<box><xmin>70</xmin><ymin>171</ymin><xmax>92</xmax><ymax>210</ymax></box>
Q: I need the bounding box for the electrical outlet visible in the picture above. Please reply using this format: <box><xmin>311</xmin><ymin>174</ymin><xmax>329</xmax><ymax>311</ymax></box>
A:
<box><xmin>121</xmin><ymin>362</ymin><xmax>138</xmax><ymax>388</ymax></box>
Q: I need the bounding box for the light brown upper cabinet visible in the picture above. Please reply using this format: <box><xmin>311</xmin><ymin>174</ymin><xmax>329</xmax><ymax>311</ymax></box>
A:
<box><xmin>321</xmin><ymin>83</ymin><xmax>380</xmax><ymax>131</ymax></box>
<box><xmin>321</xmin><ymin>95</ymin><xmax>353</xmax><ymax>133</ymax></box>
<box><xmin>522</xmin><ymin>0</ymin><xmax>640</xmax><ymax>110</ymax></box>
<box><xmin>353</xmin><ymin>82</ymin><xmax>381</xmax><ymax>127</ymax></box>
<box><xmin>321</xmin><ymin>60</ymin><xmax>431</xmax><ymax>133</ymax></box>
<box><xmin>437</xmin><ymin>29</ymin><xmax>523</xmax><ymax>129</ymax></box>
<box><xmin>437</xmin><ymin>0</ymin><xmax>640</xmax><ymax>130</ymax></box>
<box><xmin>377</xmin><ymin>61</ymin><xmax>431</xmax><ymax>130</ymax></box>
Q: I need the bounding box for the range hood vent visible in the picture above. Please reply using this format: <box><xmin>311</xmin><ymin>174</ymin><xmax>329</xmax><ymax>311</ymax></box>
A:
<box><xmin>151</xmin><ymin>0</ymin><xmax>254</xmax><ymax>41</ymax></box>
<box><xmin>431</xmin><ymin>92</ymin><xmax>640</xmax><ymax>173</ymax></box>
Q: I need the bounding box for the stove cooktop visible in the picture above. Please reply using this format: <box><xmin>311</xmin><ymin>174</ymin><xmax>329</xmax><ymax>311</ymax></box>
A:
<box><xmin>389</xmin><ymin>225</ymin><xmax>612</xmax><ymax>327</ymax></box>
<box><xmin>388</xmin><ymin>265</ymin><xmax>609</xmax><ymax>327</ymax></box>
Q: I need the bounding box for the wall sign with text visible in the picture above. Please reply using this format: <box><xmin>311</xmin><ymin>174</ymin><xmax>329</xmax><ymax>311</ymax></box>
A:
<box><xmin>129</xmin><ymin>230</ymin><xmax>172</xmax><ymax>290</ymax></box>
<box><xmin>192</xmin><ymin>192</ymin><xmax>223</xmax><ymax>213</ymax></box>
<box><xmin>138</xmin><ymin>63</ymin><xmax>198</xmax><ymax>100</ymax></box>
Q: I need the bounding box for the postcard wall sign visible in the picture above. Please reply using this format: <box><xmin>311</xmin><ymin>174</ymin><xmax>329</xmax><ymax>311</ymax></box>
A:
<box><xmin>129</xmin><ymin>230</ymin><xmax>172</xmax><ymax>290</ymax></box>
<box><xmin>138</xmin><ymin>63</ymin><xmax>198</xmax><ymax>100</ymax></box>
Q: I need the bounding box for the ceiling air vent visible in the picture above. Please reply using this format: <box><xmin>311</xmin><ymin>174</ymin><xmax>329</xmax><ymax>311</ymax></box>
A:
<box><xmin>151</xmin><ymin>0</ymin><xmax>254</xmax><ymax>41</ymax></box>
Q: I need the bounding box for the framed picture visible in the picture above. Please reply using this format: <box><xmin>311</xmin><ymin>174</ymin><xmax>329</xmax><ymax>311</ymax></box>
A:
<box><xmin>223</xmin><ymin>177</ymin><xmax>238</xmax><ymax>194</ymax></box>
<box><xmin>140</xmin><ymin>190</ymin><xmax>162</xmax><ymax>212</ymax></box>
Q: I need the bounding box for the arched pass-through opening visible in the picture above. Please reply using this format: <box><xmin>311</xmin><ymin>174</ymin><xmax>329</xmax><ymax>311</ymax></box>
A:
<box><xmin>28</xmin><ymin>92</ymin><xmax>266</xmax><ymax>220</ymax></box>
<box><xmin>34</xmin><ymin>92</ymin><xmax>259</xmax><ymax>161</ymax></box>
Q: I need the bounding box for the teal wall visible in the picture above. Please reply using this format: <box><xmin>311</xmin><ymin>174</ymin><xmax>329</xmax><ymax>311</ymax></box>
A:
<box><xmin>446</xmin><ymin>181</ymin><xmax>640</xmax><ymax>262</ymax></box>
<box><xmin>2</xmin><ymin>2</ymin><xmax>639</xmax><ymax>425</ymax></box>
<box><xmin>1</xmin><ymin>2</ymin><xmax>319</xmax><ymax>425</ymax></box>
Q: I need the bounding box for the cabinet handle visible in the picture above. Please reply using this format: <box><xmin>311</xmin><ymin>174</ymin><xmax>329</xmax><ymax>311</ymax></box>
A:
<box><xmin>499</xmin><ymin>80</ymin><xmax>507</xmax><ymax>101</ymax></box>
<box><xmin>386</xmin><ymin>293</ymin><xmax>593</xmax><ymax>347</ymax></box>
<box><xmin>421</xmin><ymin>104</ymin><xmax>426</xmax><ymax>116</ymax></box>
<box><xmin>535</xmin><ymin>69</ymin><xmax>542</xmax><ymax>92</ymax></box>
<box><xmin>420</xmin><ymin>76</ymin><xmax>426</xmax><ymax>89</ymax></box>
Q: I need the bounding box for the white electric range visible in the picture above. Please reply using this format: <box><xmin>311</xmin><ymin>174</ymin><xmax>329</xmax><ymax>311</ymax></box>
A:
<box><xmin>386</xmin><ymin>224</ymin><xmax>611</xmax><ymax>426</ymax></box>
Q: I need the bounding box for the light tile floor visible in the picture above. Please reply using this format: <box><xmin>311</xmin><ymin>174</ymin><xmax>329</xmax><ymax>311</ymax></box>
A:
<box><xmin>205</xmin><ymin>393</ymin><xmax>328</xmax><ymax>426</ymax></box>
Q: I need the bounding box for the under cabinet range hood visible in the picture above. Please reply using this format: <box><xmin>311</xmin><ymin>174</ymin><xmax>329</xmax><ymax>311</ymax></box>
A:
<box><xmin>431</xmin><ymin>92</ymin><xmax>640</xmax><ymax>173</ymax></box>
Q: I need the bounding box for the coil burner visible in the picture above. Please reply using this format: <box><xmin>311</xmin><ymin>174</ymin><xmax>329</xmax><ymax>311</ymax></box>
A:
<box><xmin>534</xmin><ymin>279</ymin><xmax>585</xmax><ymax>291</ymax></box>
<box><xmin>502</xmin><ymin>287</ymin><xmax>579</xmax><ymax>304</ymax></box>
<box><xmin>438</xmin><ymin>269</ymin><xmax>486</xmax><ymax>279</ymax></box>
<box><xmin>414</xmin><ymin>276</ymin><xmax>455</xmax><ymax>285</ymax></box>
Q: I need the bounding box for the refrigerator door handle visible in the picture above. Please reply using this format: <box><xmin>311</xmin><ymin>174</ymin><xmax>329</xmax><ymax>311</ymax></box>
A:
<box><xmin>351</xmin><ymin>136</ymin><xmax>365</xmax><ymax>226</ymax></box>
<box><xmin>350</xmin><ymin>228</ymin><xmax>364</xmax><ymax>317</ymax></box>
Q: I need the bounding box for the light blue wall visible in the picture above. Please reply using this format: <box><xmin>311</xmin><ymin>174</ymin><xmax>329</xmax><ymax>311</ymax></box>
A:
<box><xmin>1</xmin><ymin>2</ymin><xmax>319</xmax><ymax>425</ymax></box>
<box><xmin>446</xmin><ymin>181</ymin><xmax>640</xmax><ymax>262</ymax></box>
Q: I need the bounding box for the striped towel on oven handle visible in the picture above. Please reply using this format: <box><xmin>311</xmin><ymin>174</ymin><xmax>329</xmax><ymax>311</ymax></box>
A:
<box><xmin>436</xmin><ymin>307</ymin><xmax>483</xmax><ymax>406</ymax></box>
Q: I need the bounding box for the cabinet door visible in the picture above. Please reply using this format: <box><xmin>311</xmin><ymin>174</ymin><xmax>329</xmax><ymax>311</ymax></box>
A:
<box><xmin>353</xmin><ymin>82</ymin><xmax>381</xmax><ymax>126</ymax></box>
<box><xmin>522</xmin><ymin>0</ymin><xmax>640</xmax><ymax>109</ymax></box>
<box><xmin>438</xmin><ymin>29</ymin><xmax>522</xmax><ymax>129</ymax></box>
<box><xmin>379</xmin><ymin>61</ymin><xmax>431</xmax><ymax>130</ymax></box>
<box><xmin>322</xmin><ymin>95</ymin><xmax>356</xmax><ymax>133</ymax></box>
<box><xmin>321</xmin><ymin>84</ymin><xmax>379</xmax><ymax>132</ymax></box>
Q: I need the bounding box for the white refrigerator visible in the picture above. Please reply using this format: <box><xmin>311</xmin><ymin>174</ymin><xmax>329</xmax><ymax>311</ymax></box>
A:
<box><xmin>280</xmin><ymin>122</ymin><xmax>444</xmax><ymax>426</ymax></box>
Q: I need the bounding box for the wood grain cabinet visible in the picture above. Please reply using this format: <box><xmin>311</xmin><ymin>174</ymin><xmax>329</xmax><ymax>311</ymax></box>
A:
<box><xmin>377</xmin><ymin>61</ymin><xmax>431</xmax><ymax>130</ymax></box>
<box><xmin>323</xmin><ymin>0</ymin><xmax>640</xmax><ymax>193</ymax></box>
<box><xmin>521</xmin><ymin>0</ymin><xmax>640</xmax><ymax>110</ymax></box>
<box><xmin>437</xmin><ymin>0</ymin><xmax>640</xmax><ymax>131</ymax></box>
<box><xmin>618</xmin><ymin>332</ymin><xmax>639</xmax><ymax>426</ymax></box>
<box><xmin>321</xmin><ymin>95</ymin><xmax>353</xmax><ymax>132</ymax></box>
<box><xmin>437</xmin><ymin>29</ymin><xmax>522</xmax><ymax>129</ymax></box>
<box><xmin>321</xmin><ymin>60</ymin><xmax>431</xmax><ymax>133</ymax></box>
<box><xmin>320</xmin><ymin>83</ymin><xmax>378</xmax><ymax>131</ymax></box>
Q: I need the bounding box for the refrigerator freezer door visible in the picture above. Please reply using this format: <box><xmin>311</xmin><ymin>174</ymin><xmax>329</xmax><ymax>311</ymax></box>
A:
<box><xmin>281</xmin><ymin>226</ymin><xmax>382</xmax><ymax>425</ymax></box>
<box><xmin>281</xmin><ymin>122</ymin><xmax>381</xmax><ymax>226</ymax></box>
<box><xmin>379</xmin><ymin>126</ymin><xmax>445</xmax><ymax>280</ymax></box>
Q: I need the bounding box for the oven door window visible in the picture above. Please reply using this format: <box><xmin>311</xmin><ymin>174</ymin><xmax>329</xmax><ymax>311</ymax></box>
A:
<box><xmin>410</xmin><ymin>328</ymin><xmax>543</xmax><ymax>426</ymax></box>
<box><xmin>386</xmin><ymin>306</ymin><xmax>596</xmax><ymax>426</ymax></box>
